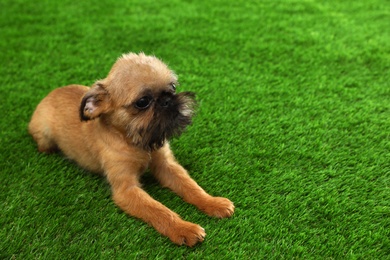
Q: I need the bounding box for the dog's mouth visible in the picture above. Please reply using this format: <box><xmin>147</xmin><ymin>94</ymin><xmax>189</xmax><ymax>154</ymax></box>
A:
<box><xmin>136</xmin><ymin>92</ymin><xmax>196</xmax><ymax>151</ymax></box>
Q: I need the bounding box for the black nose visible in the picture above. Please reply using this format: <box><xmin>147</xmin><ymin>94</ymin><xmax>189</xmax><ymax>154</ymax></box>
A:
<box><xmin>159</xmin><ymin>95</ymin><xmax>172</xmax><ymax>108</ymax></box>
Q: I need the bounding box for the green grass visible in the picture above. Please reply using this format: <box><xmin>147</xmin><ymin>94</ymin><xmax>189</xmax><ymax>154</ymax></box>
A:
<box><xmin>1</xmin><ymin>0</ymin><xmax>389</xmax><ymax>258</ymax></box>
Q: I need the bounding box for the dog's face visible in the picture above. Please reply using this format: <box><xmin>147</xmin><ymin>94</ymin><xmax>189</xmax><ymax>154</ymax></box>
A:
<box><xmin>80</xmin><ymin>53</ymin><xmax>196</xmax><ymax>150</ymax></box>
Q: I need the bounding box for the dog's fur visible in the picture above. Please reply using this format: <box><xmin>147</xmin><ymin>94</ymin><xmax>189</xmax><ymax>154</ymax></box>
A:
<box><xmin>28</xmin><ymin>53</ymin><xmax>234</xmax><ymax>246</ymax></box>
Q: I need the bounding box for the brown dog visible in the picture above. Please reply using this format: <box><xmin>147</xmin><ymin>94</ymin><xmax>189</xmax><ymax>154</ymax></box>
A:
<box><xmin>28</xmin><ymin>53</ymin><xmax>234</xmax><ymax>246</ymax></box>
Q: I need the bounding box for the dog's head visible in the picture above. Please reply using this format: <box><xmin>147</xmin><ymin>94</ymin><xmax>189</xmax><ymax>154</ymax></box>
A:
<box><xmin>80</xmin><ymin>53</ymin><xmax>196</xmax><ymax>150</ymax></box>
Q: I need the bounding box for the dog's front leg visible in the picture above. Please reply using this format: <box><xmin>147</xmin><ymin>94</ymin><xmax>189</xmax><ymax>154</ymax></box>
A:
<box><xmin>105</xmin><ymin>162</ymin><xmax>205</xmax><ymax>246</ymax></box>
<box><xmin>150</xmin><ymin>144</ymin><xmax>235</xmax><ymax>218</ymax></box>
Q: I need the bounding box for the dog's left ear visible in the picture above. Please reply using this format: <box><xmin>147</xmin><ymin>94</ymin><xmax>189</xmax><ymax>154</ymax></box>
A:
<box><xmin>80</xmin><ymin>82</ymin><xmax>111</xmax><ymax>121</ymax></box>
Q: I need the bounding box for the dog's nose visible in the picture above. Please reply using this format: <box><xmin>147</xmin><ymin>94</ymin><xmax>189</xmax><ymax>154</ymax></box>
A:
<box><xmin>159</xmin><ymin>96</ymin><xmax>172</xmax><ymax>108</ymax></box>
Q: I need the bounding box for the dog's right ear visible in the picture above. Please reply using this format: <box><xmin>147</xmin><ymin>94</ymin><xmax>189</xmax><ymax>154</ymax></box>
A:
<box><xmin>80</xmin><ymin>82</ymin><xmax>111</xmax><ymax>121</ymax></box>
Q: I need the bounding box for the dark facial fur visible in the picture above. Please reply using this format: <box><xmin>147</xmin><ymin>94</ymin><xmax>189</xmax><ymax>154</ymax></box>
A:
<box><xmin>136</xmin><ymin>91</ymin><xmax>196</xmax><ymax>150</ymax></box>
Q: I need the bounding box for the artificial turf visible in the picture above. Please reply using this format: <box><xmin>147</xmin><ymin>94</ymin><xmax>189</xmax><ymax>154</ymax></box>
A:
<box><xmin>1</xmin><ymin>0</ymin><xmax>389</xmax><ymax>258</ymax></box>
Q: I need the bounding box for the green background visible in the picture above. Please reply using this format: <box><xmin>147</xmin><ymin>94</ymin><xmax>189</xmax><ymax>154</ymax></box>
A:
<box><xmin>1</xmin><ymin>0</ymin><xmax>389</xmax><ymax>258</ymax></box>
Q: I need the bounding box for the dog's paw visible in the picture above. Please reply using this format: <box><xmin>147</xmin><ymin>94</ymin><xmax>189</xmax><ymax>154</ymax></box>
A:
<box><xmin>201</xmin><ymin>196</ymin><xmax>235</xmax><ymax>218</ymax></box>
<box><xmin>168</xmin><ymin>220</ymin><xmax>206</xmax><ymax>247</ymax></box>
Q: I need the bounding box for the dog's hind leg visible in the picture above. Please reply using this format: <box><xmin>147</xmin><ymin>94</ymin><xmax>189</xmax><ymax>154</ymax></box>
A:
<box><xmin>28</xmin><ymin>102</ymin><xmax>58</xmax><ymax>153</ymax></box>
<box><xmin>29</xmin><ymin>127</ymin><xmax>58</xmax><ymax>153</ymax></box>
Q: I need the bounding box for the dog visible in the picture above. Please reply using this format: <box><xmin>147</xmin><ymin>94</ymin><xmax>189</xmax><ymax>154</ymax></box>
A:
<box><xmin>28</xmin><ymin>53</ymin><xmax>234</xmax><ymax>246</ymax></box>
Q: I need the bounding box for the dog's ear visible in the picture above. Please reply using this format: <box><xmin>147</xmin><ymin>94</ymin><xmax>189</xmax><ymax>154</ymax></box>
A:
<box><xmin>80</xmin><ymin>82</ymin><xmax>111</xmax><ymax>121</ymax></box>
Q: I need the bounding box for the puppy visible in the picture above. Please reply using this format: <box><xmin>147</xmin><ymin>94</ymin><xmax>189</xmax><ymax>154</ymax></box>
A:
<box><xmin>28</xmin><ymin>53</ymin><xmax>234</xmax><ymax>246</ymax></box>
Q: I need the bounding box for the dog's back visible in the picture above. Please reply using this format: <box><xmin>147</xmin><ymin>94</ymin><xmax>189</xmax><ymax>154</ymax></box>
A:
<box><xmin>28</xmin><ymin>85</ymin><xmax>103</xmax><ymax>172</ymax></box>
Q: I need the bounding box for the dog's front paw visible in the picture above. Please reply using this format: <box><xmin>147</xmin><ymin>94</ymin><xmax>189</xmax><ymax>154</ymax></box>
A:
<box><xmin>168</xmin><ymin>220</ymin><xmax>206</xmax><ymax>247</ymax></box>
<box><xmin>201</xmin><ymin>196</ymin><xmax>235</xmax><ymax>218</ymax></box>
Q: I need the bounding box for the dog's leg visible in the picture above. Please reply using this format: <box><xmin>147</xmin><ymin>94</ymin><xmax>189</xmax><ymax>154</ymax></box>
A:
<box><xmin>28</xmin><ymin>115</ymin><xmax>58</xmax><ymax>153</ymax></box>
<box><xmin>150</xmin><ymin>144</ymin><xmax>234</xmax><ymax>218</ymax></box>
<box><xmin>105</xmin><ymin>163</ymin><xmax>205</xmax><ymax>246</ymax></box>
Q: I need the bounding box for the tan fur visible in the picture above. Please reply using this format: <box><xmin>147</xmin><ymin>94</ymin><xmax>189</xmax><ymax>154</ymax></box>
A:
<box><xmin>28</xmin><ymin>53</ymin><xmax>234</xmax><ymax>246</ymax></box>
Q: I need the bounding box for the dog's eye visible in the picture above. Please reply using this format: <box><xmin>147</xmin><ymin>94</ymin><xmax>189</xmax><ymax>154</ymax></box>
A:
<box><xmin>135</xmin><ymin>96</ymin><xmax>152</xmax><ymax>109</ymax></box>
<box><xmin>171</xmin><ymin>83</ymin><xmax>176</xmax><ymax>91</ymax></box>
